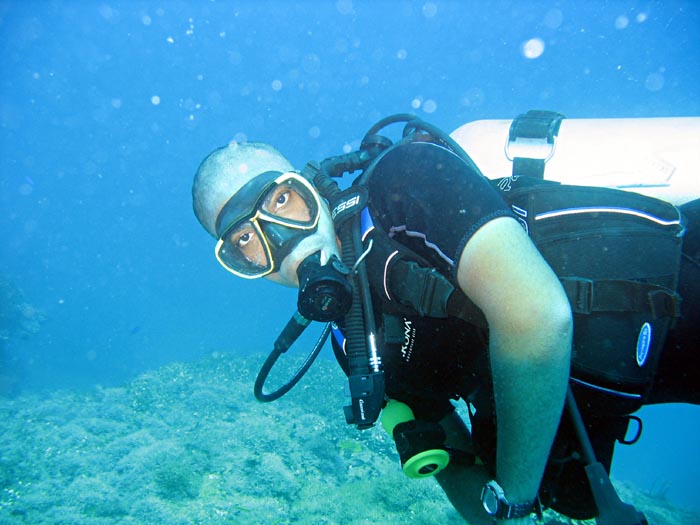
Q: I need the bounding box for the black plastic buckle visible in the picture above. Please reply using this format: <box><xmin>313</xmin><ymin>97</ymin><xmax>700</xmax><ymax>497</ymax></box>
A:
<box><xmin>562</xmin><ymin>277</ymin><xmax>594</xmax><ymax>315</ymax></box>
<box><xmin>417</xmin><ymin>267</ymin><xmax>454</xmax><ymax>318</ymax></box>
<box><xmin>648</xmin><ymin>289</ymin><xmax>682</xmax><ymax>319</ymax></box>
<box><xmin>394</xmin><ymin>261</ymin><xmax>454</xmax><ymax>318</ymax></box>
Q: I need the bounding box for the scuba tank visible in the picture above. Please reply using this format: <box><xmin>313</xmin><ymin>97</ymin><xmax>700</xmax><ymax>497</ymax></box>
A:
<box><xmin>451</xmin><ymin>114</ymin><xmax>700</xmax><ymax>206</ymax></box>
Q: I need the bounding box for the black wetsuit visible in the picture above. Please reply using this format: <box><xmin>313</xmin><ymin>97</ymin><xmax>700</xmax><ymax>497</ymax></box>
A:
<box><xmin>359</xmin><ymin>141</ymin><xmax>512</xmax><ymax>422</ymax></box>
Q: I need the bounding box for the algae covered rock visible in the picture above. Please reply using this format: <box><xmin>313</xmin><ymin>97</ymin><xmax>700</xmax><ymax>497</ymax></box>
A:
<box><xmin>0</xmin><ymin>273</ymin><xmax>45</xmax><ymax>394</ymax></box>
<box><xmin>0</xmin><ymin>353</ymin><xmax>697</xmax><ymax>524</ymax></box>
<box><xmin>0</xmin><ymin>273</ymin><xmax>44</xmax><ymax>343</ymax></box>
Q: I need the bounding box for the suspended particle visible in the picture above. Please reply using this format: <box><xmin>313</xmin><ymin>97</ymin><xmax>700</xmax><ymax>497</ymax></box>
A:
<box><xmin>422</xmin><ymin>99</ymin><xmax>437</xmax><ymax>114</ymax></box>
<box><xmin>645</xmin><ymin>72</ymin><xmax>665</xmax><ymax>92</ymax></box>
<box><xmin>336</xmin><ymin>0</ymin><xmax>353</xmax><ymax>15</ymax></box>
<box><xmin>615</xmin><ymin>15</ymin><xmax>629</xmax><ymax>29</ymax></box>
<box><xmin>422</xmin><ymin>2</ymin><xmax>438</xmax><ymax>18</ymax></box>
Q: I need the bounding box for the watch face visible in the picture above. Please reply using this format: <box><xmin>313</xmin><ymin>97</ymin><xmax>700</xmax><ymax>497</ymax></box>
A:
<box><xmin>482</xmin><ymin>486</ymin><xmax>499</xmax><ymax>515</ymax></box>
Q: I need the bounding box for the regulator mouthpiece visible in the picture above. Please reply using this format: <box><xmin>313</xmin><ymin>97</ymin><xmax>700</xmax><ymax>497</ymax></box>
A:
<box><xmin>297</xmin><ymin>252</ymin><xmax>352</xmax><ymax>322</ymax></box>
<box><xmin>381</xmin><ymin>399</ymin><xmax>450</xmax><ymax>479</ymax></box>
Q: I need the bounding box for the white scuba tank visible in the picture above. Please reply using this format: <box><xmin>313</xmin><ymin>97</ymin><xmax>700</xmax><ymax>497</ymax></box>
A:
<box><xmin>450</xmin><ymin>117</ymin><xmax>700</xmax><ymax>206</ymax></box>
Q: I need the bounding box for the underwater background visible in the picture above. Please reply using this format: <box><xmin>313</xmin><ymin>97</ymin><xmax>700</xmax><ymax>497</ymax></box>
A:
<box><xmin>1</xmin><ymin>1</ymin><xmax>699</xmax><ymax>523</ymax></box>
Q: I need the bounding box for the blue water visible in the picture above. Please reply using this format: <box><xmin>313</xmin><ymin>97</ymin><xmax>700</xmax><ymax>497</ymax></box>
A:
<box><xmin>1</xmin><ymin>0</ymin><xmax>699</xmax><ymax>513</ymax></box>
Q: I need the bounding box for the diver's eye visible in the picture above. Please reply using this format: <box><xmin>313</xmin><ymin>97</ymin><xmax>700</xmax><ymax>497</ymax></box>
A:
<box><xmin>231</xmin><ymin>222</ymin><xmax>257</xmax><ymax>249</ymax></box>
<box><xmin>274</xmin><ymin>190</ymin><xmax>291</xmax><ymax>211</ymax></box>
<box><xmin>231</xmin><ymin>226</ymin><xmax>266</xmax><ymax>267</ymax></box>
<box><xmin>237</xmin><ymin>231</ymin><xmax>253</xmax><ymax>247</ymax></box>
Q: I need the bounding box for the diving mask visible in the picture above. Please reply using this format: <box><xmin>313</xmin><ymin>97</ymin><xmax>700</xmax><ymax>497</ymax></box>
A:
<box><xmin>214</xmin><ymin>171</ymin><xmax>322</xmax><ymax>278</ymax></box>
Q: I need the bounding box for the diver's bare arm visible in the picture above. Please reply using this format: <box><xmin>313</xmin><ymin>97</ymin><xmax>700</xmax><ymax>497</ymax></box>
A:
<box><xmin>456</xmin><ymin>217</ymin><xmax>572</xmax><ymax>511</ymax></box>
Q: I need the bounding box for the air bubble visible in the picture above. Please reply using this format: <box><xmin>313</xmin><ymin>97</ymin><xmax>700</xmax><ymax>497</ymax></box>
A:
<box><xmin>521</xmin><ymin>38</ymin><xmax>545</xmax><ymax>59</ymax></box>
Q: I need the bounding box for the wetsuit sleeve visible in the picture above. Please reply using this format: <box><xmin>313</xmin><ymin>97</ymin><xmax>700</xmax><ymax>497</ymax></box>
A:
<box><xmin>367</xmin><ymin>141</ymin><xmax>514</xmax><ymax>278</ymax></box>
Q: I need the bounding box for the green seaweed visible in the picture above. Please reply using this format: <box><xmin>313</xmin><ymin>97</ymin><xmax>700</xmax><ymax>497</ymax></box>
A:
<box><xmin>0</xmin><ymin>353</ymin><xmax>697</xmax><ymax>524</ymax></box>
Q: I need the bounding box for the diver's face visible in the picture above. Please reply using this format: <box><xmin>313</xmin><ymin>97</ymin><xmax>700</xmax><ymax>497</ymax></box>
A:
<box><xmin>264</xmin><ymin>200</ymin><xmax>341</xmax><ymax>288</ymax></box>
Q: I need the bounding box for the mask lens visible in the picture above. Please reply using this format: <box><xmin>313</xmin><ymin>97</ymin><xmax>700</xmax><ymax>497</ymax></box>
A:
<box><xmin>216</xmin><ymin>220</ymin><xmax>272</xmax><ymax>278</ymax></box>
<box><xmin>260</xmin><ymin>177</ymin><xmax>319</xmax><ymax>226</ymax></box>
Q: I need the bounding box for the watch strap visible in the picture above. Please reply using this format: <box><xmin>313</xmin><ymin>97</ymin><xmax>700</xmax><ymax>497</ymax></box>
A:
<box><xmin>482</xmin><ymin>480</ymin><xmax>534</xmax><ymax>520</ymax></box>
<box><xmin>497</xmin><ymin>499</ymin><xmax>534</xmax><ymax>520</ymax></box>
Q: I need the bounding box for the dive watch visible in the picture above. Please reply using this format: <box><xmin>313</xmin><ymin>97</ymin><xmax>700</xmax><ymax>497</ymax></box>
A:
<box><xmin>480</xmin><ymin>480</ymin><xmax>534</xmax><ymax>520</ymax></box>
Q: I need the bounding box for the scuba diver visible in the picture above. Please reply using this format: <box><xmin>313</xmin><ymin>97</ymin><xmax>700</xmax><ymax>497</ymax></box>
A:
<box><xmin>191</xmin><ymin>112</ymin><xmax>699</xmax><ymax>525</ymax></box>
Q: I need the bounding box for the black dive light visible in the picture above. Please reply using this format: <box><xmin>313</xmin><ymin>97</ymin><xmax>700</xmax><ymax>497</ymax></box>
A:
<box><xmin>296</xmin><ymin>252</ymin><xmax>353</xmax><ymax>322</ymax></box>
<box><xmin>381</xmin><ymin>400</ymin><xmax>451</xmax><ymax>478</ymax></box>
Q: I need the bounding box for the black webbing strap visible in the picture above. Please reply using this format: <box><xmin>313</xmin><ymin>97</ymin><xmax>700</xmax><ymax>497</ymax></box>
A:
<box><xmin>390</xmin><ymin>267</ymin><xmax>682</xmax><ymax>323</ymax></box>
<box><xmin>390</xmin><ymin>260</ymin><xmax>454</xmax><ymax>318</ymax></box>
<box><xmin>507</xmin><ymin>110</ymin><xmax>566</xmax><ymax>179</ymax></box>
<box><xmin>389</xmin><ymin>259</ymin><xmax>489</xmax><ymax>328</ymax></box>
<box><xmin>560</xmin><ymin>277</ymin><xmax>682</xmax><ymax>318</ymax></box>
